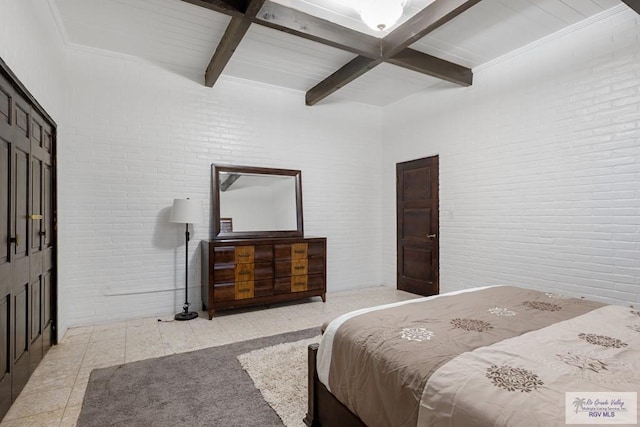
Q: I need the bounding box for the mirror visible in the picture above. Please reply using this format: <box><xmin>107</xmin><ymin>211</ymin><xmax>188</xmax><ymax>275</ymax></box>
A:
<box><xmin>212</xmin><ymin>164</ymin><xmax>303</xmax><ymax>239</ymax></box>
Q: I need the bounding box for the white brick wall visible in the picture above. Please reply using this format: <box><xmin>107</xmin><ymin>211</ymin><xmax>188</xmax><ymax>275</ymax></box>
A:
<box><xmin>57</xmin><ymin>49</ymin><xmax>384</xmax><ymax>329</ymax></box>
<box><xmin>382</xmin><ymin>7</ymin><xmax>640</xmax><ymax>306</ymax></box>
<box><xmin>0</xmin><ymin>0</ymin><xmax>66</xmax><ymax>125</ymax></box>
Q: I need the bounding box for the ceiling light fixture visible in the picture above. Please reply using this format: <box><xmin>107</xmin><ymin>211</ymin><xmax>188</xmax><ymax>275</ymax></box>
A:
<box><xmin>360</xmin><ymin>0</ymin><xmax>407</xmax><ymax>31</ymax></box>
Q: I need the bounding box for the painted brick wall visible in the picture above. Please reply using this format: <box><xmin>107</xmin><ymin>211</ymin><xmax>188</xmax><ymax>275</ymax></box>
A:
<box><xmin>382</xmin><ymin>6</ymin><xmax>640</xmax><ymax>306</ymax></box>
<box><xmin>0</xmin><ymin>0</ymin><xmax>66</xmax><ymax>127</ymax></box>
<box><xmin>57</xmin><ymin>48</ymin><xmax>384</xmax><ymax>328</ymax></box>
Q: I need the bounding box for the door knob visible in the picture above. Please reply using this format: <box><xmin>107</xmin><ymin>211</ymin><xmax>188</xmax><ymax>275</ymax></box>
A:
<box><xmin>427</xmin><ymin>234</ymin><xmax>437</xmax><ymax>239</ymax></box>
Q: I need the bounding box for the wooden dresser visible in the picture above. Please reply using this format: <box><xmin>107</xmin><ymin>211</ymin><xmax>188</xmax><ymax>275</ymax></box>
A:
<box><xmin>201</xmin><ymin>237</ymin><xmax>326</xmax><ymax>319</ymax></box>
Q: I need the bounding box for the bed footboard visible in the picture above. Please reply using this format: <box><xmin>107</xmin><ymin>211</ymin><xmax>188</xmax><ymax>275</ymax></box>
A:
<box><xmin>305</xmin><ymin>343</ymin><xmax>366</xmax><ymax>427</ymax></box>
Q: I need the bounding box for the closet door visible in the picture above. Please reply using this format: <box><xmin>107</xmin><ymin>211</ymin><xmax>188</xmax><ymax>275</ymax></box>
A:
<box><xmin>0</xmin><ymin>59</ymin><xmax>57</xmax><ymax>419</ymax></box>
<box><xmin>0</xmin><ymin>71</ymin><xmax>13</xmax><ymax>418</ymax></box>
<box><xmin>11</xmin><ymin>95</ymin><xmax>32</xmax><ymax>399</ymax></box>
<box><xmin>41</xmin><ymin>124</ymin><xmax>54</xmax><ymax>355</ymax></box>
<box><xmin>28</xmin><ymin>113</ymin><xmax>46</xmax><ymax>372</ymax></box>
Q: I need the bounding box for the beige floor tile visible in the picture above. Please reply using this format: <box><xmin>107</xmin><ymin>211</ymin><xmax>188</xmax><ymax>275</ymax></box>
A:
<box><xmin>63</xmin><ymin>325</ymin><xmax>94</xmax><ymax>338</ymax></box>
<box><xmin>2</xmin><ymin>286</ymin><xmax>417</xmax><ymax>425</ymax></box>
<box><xmin>0</xmin><ymin>409</ymin><xmax>64</xmax><ymax>427</ymax></box>
<box><xmin>3</xmin><ymin>388</ymin><xmax>71</xmax><ymax>420</ymax></box>
<box><xmin>67</xmin><ymin>380</ymin><xmax>89</xmax><ymax>408</ymax></box>
<box><xmin>59</xmin><ymin>405</ymin><xmax>82</xmax><ymax>427</ymax></box>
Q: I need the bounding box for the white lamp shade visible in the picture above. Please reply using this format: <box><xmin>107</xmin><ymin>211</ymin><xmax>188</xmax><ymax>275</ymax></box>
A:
<box><xmin>169</xmin><ymin>199</ymin><xmax>203</xmax><ymax>224</ymax></box>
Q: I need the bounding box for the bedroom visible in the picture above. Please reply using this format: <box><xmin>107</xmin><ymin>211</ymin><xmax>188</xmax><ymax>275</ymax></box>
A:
<box><xmin>0</xmin><ymin>0</ymin><xmax>639</xmax><ymax>425</ymax></box>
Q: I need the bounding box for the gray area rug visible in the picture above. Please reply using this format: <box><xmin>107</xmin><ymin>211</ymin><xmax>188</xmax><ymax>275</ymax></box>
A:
<box><xmin>77</xmin><ymin>327</ymin><xmax>320</xmax><ymax>427</ymax></box>
<box><xmin>238</xmin><ymin>336</ymin><xmax>321</xmax><ymax>427</ymax></box>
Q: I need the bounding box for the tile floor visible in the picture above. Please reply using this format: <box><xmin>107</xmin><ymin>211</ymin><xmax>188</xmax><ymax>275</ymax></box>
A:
<box><xmin>0</xmin><ymin>286</ymin><xmax>417</xmax><ymax>426</ymax></box>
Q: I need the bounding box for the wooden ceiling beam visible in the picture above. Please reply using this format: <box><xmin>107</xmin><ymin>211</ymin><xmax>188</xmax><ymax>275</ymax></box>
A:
<box><xmin>621</xmin><ymin>0</ymin><xmax>640</xmax><ymax>15</ymax></box>
<box><xmin>306</xmin><ymin>56</ymin><xmax>383</xmax><ymax>106</ymax></box>
<box><xmin>204</xmin><ymin>0</ymin><xmax>266</xmax><ymax>87</ymax></box>
<box><xmin>388</xmin><ymin>48</ymin><xmax>472</xmax><ymax>86</ymax></box>
<box><xmin>254</xmin><ymin>1</ymin><xmax>381</xmax><ymax>58</ymax></box>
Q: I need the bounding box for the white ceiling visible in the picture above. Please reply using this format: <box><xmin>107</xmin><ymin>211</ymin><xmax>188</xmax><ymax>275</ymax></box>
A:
<box><xmin>52</xmin><ymin>0</ymin><xmax>624</xmax><ymax>106</ymax></box>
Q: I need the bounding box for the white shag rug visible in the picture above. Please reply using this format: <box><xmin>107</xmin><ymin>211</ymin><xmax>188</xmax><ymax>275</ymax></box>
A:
<box><xmin>238</xmin><ymin>336</ymin><xmax>321</xmax><ymax>427</ymax></box>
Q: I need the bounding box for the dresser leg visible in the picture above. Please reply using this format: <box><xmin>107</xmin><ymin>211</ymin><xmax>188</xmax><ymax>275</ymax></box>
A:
<box><xmin>208</xmin><ymin>309</ymin><xmax>215</xmax><ymax>320</ymax></box>
<box><xmin>321</xmin><ymin>293</ymin><xmax>326</xmax><ymax>302</ymax></box>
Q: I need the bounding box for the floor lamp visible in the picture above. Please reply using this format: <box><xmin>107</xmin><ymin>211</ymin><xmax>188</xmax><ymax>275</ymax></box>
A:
<box><xmin>170</xmin><ymin>198</ymin><xmax>203</xmax><ymax>321</ymax></box>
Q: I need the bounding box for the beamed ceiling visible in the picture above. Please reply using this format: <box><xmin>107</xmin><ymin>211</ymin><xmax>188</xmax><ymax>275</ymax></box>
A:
<box><xmin>53</xmin><ymin>0</ymin><xmax>639</xmax><ymax>106</ymax></box>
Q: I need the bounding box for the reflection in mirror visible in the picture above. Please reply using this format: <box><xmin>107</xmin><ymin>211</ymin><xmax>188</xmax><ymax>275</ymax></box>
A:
<box><xmin>212</xmin><ymin>165</ymin><xmax>303</xmax><ymax>239</ymax></box>
<box><xmin>219</xmin><ymin>172</ymin><xmax>297</xmax><ymax>232</ymax></box>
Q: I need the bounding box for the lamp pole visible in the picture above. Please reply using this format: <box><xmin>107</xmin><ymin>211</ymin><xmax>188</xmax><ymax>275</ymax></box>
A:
<box><xmin>170</xmin><ymin>198</ymin><xmax>201</xmax><ymax>321</ymax></box>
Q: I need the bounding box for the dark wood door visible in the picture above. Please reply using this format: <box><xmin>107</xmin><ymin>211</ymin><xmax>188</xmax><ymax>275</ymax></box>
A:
<box><xmin>0</xmin><ymin>60</ymin><xmax>57</xmax><ymax>419</ymax></box>
<box><xmin>11</xmin><ymin>95</ymin><xmax>32</xmax><ymax>400</ymax></box>
<box><xmin>396</xmin><ymin>156</ymin><xmax>439</xmax><ymax>296</ymax></box>
<box><xmin>0</xmin><ymin>72</ymin><xmax>13</xmax><ymax>418</ymax></box>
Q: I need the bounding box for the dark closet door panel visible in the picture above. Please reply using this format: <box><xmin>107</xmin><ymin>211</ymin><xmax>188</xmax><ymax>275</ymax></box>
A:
<box><xmin>29</xmin><ymin>277</ymin><xmax>43</xmax><ymax>374</ymax></box>
<box><xmin>0</xmin><ymin>295</ymin><xmax>10</xmax><ymax>418</ymax></box>
<box><xmin>43</xmin><ymin>128</ymin><xmax>52</xmax><ymax>154</ymax></box>
<box><xmin>30</xmin><ymin>158</ymin><xmax>42</xmax><ymax>253</ymax></box>
<box><xmin>0</xmin><ymin>138</ymin><xmax>8</xmax><ymax>266</ymax></box>
<box><xmin>13</xmin><ymin>285</ymin><xmax>27</xmax><ymax>364</ymax></box>
<box><xmin>0</xmin><ymin>76</ymin><xmax>11</xmax><ymax>134</ymax></box>
<box><xmin>30</xmin><ymin>278</ymin><xmax>41</xmax><ymax>342</ymax></box>
<box><xmin>12</xmin><ymin>284</ymin><xmax>29</xmax><ymax>399</ymax></box>
<box><xmin>42</xmin><ymin>272</ymin><xmax>52</xmax><ymax>354</ymax></box>
<box><xmin>13</xmin><ymin>148</ymin><xmax>28</xmax><ymax>259</ymax></box>
<box><xmin>43</xmin><ymin>164</ymin><xmax>52</xmax><ymax>248</ymax></box>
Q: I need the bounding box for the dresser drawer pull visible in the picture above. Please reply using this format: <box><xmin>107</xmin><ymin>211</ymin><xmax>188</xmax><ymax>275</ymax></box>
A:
<box><xmin>294</xmin><ymin>266</ymin><xmax>305</xmax><ymax>270</ymax></box>
<box><xmin>239</xmin><ymin>270</ymin><xmax>251</xmax><ymax>275</ymax></box>
<box><xmin>294</xmin><ymin>250</ymin><xmax>305</xmax><ymax>254</ymax></box>
<box><xmin>238</xmin><ymin>253</ymin><xmax>250</xmax><ymax>258</ymax></box>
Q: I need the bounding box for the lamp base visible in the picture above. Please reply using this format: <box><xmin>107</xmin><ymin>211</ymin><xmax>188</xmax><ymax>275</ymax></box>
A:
<box><xmin>174</xmin><ymin>311</ymin><xmax>198</xmax><ymax>321</ymax></box>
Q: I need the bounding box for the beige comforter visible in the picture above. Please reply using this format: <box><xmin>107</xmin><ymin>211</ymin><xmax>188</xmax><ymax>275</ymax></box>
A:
<box><xmin>321</xmin><ymin>286</ymin><xmax>639</xmax><ymax>427</ymax></box>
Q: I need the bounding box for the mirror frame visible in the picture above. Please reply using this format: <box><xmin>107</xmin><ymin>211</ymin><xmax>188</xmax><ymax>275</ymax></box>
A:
<box><xmin>212</xmin><ymin>164</ymin><xmax>304</xmax><ymax>239</ymax></box>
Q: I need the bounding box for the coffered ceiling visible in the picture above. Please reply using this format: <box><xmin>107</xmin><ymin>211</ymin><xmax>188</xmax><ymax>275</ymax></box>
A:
<box><xmin>52</xmin><ymin>0</ymin><xmax>635</xmax><ymax>106</ymax></box>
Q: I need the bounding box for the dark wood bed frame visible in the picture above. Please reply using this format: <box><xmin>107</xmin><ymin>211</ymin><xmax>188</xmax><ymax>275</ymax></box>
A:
<box><xmin>304</xmin><ymin>343</ymin><xmax>366</xmax><ymax>427</ymax></box>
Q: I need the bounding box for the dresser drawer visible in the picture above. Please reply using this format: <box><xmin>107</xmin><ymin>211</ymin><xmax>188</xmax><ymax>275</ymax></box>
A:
<box><xmin>274</xmin><ymin>243</ymin><xmax>308</xmax><ymax>260</ymax></box>
<box><xmin>213</xmin><ymin>283</ymin><xmax>235</xmax><ymax>302</ymax></box>
<box><xmin>234</xmin><ymin>264</ymin><xmax>254</xmax><ymax>283</ymax></box>
<box><xmin>254</xmin><ymin>245</ymin><xmax>273</xmax><ymax>262</ymax></box>
<box><xmin>235</xmin><ymin>246</ymin><xmax>254</xmax><ymax>263</ymax></box>
<box><xmin>291</xmin><ymin>274</ymin><xmax>307</xmax><ymax>292</ymax></box>
<box><xmin>214</xmin><ymin>261</ymin><xmax>272</xmax><ymax>284</ymax></box>
<box><xmin>274</xmin><ymin>277</ymin><xmax>290</xmax><ymax>294</ymax></box>
<box><xmin>254</xmin><ymin>279</ymin><xmax>274</xmax><ymax>297</ymax></box>
<box><xmin>307</xmin><ymin>258</ymin><xmax>324</xmax><ymax>275</ymax></box>
<box><xmin>307</xmin><ymin>274</ymin><xmax>324</xmax><ymax>290</ymax></box>
<box><xmin>213</xmin><ymin>246</ymin><xmax>236</xmax><ymax>264</ymax></box>
<box><xmin>274</xmin><ymin>274</ymin><xmax>323</xmax><ymax>294</ymax></box>
<box><xmin>213</xmin><ymin>264</ymin><xmax>235</xmax><ymax>284</ymax></box>
<box><xmin>235</xmin><ymin>281</ymin><xmax>254</xmax><ymax>300</ymax></box>
<box><xmin>274</xmin><ymin>257</ymin><xmax>323</xmax><ymax>277</ymax></box>
<box><xmin>307</xmin><ymin>242</ymin><xmax>324</xmax><ymax>258</ymax></box>
<box><xmin>213</xmin><ymin>245</ymin><xmax>273</xmax><ymax>265</ymax></box>
<box><xmin>219</xmin><ymin>279</ymin><xmax>272</xmax><ymax>301</ymax></box>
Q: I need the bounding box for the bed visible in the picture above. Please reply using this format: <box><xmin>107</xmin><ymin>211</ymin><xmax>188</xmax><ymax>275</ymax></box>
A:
<box><xmin>304</xmin><ymin>286</ymin><xmax>640</xmax><ymax>427</ymax></box>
